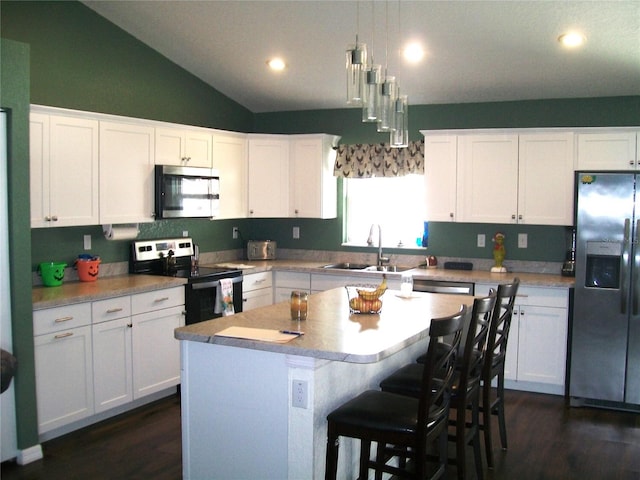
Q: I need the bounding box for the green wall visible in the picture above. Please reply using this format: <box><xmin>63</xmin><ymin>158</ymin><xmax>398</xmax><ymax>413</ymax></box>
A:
<box><xmin>0</xmin><ymin>38</ymin><xmax>39</xmax><ymax>450</ymax></box>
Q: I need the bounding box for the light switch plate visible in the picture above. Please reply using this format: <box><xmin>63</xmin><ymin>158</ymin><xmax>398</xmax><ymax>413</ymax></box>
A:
<box><xmin>83</xmin><ymin>234</ymin><xmax>91</xmax><ymax>250</ymax></box>
<box><xmin>477</xmin><ymin>234</ymin><xmax>485</xmax><ymax>248</ymax></box>
<box><xmin>293</xmin><ymin>226</ymin><xmax>300</xmax><ymax>239</ymax></box>
<box><xmin>518</xmin><ymin>233</ymin><xmax>528</xmax><ymax>248</ymax></box>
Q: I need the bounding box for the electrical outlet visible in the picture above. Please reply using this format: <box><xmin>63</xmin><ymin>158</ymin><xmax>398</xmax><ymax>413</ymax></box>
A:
<box><xmin>477</xmin><ymin>234</ymin><xmax>485</xmax><ymax>248</ymax></box>
<box><xmin>83</xmin><ymin>234</ymin><xmax>91</xmax><ymax>250</ymax></box>
<box><xmin>292</xmin><ymin>380</ymin><xmax>308</xmax><ymax>409</ymax></box>
<box><xmin>518</xmin><ymin>233</ymin><xmax>528</xmax><ymax>248</ymax></box>
<box><xmin>182</xmin><ymin>230</ymin><xmax>189</xmax><ymax>237</ymax></box>
<box><xmin>293</xmin><ymin>226</ymin><xmax>300</xmax><ymax>239</ymax></box>
<box><xmin>232</xmin><ymin>227</ymin><xmax>239</xmax><ymax>239</ymax></box>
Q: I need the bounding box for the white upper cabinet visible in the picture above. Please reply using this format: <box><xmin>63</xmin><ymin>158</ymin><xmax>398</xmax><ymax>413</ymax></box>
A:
<box><xmin>155</xmin><ymin>126</ymin><xmax>213</xmax><ymax>168</ymax></box>
<box><xmin>457</xmin><ymin>134</ymin><xmax>520</xmax><ymax>224</ymax></box>
<box><xmin>423</xmin><ymin>134</ymin><xmax>457</xmax><ymax>222</ymax></box>
<box><xmin>99</xmin><ymin>120</ymin><xmax>155</xmax><ymax>224</ymax></box>
<box><xmin>247</xmin><ymin>135</ymin><xmax>290</xmax><ymax>218</ymax></box>
<box><xmin>212</xmin><ymin>131</ymin><xmax>248</xmax><ymax>219</ymax></box>
<box><xmin>30</xmin><ymin>111</ymin><xmax>99</xmax><ymax>228</ymax></box>
<box><xmin>289</xmin><ymin>134</ymin><xmax>339</xmax><ymax>219</ymax></box>
<box><xmin>576</xmin><ymin>131</ymin><xmax>638</xmax><ymax>170</ymax></box>
<box><xmin>517</xmin><ymin>133</ymin><xmax>574</xmax><ymax>225</ymax></box>
<box><xmin>457</xmin><ymin>132</ymin><xmax>574</xmax><ymax>225</ymax></box>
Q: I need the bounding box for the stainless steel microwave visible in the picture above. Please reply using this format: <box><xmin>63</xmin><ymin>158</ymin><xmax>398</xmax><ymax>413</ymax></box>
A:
<box><xmin>155</xmin><ymin>165</ymin><xmax>220</xmax><ymax>219</ymax></box>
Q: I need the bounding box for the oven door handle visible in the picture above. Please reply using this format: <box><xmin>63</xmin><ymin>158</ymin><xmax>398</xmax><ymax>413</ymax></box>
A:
<box><xmin>191</xmin><ymin>276</ymin><xmax>243</xmax><ymax>290</ymax></box>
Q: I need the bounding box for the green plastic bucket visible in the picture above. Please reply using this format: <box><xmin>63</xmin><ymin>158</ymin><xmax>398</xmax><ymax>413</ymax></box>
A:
<box><xmin>38</xmin><ymin>262</ymin><xmax>67</xmax><ymax>287</ymax></box>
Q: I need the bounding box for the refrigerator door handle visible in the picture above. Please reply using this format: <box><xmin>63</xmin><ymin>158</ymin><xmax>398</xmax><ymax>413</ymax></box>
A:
<box><xmin>621</xmin><ymin>218</ymin><xmax>631</xmax><ymax>315</ymax></box>
<box><xmin>633</xmin><ymin>219</ymin><xmax>640</xmax><ymax>316</ymax></box>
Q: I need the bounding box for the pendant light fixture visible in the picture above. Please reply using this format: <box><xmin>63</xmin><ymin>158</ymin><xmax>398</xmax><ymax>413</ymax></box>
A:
<box><xmin>376</xmin><ymin>0</ymin><xmax>398</xmax><ymax>132</ymax></box>
<box><xmin>390</xmin><ymin>93</ymin><xmax>408</xmax><ymax>148</ymax></box>
<box><xmin>344</xmin><ymin>0</ymin><xmax>410</xmax><ymax>145</ymax></box>
<box><xmin>362</xmin><ymin>0</ymin><xmax>382</xmax><ymax>123</ymax></box>
<box><xmin>346</xmin><ymin>2</ymin><xmax>367</xmax><ymax>105</ymax></box>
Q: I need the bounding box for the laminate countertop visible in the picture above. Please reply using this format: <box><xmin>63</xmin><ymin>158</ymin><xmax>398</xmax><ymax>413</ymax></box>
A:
<box><xmin>174</xmin><ymin>287</ymin><xmax>475</xmax><ymax>364</ymax></box>
<box><xmin>208</xmin><ymin>259</ymin><xmax>575</xmax><ymax>288</ymax></box>
<box><xmin>32</xmin><ymin>274</ymin><xmax>188</xmax><ymax>310</ymax></box>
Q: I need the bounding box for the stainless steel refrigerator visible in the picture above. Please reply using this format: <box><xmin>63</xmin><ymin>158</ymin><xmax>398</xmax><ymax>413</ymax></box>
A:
<box><xmin>570</xmin><ymin>171</ymin><xmax>640</xmax><ymax>409</ymax></box>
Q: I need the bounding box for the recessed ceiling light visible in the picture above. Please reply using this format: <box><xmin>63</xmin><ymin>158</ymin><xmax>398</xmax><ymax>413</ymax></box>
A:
<box><xmin>402</xmin><ymin>42</ymin><xmax>425</xmax><ymax>63</ymax></box>
<box><xmin>267</xmin><ymin>58</ymin><xmax>286</xmax><ymax>71</ymax></box>
<box><xmin>558</xmin><ymin>32</ymin><xmax>586</xmax><ymax>48</ymax></box>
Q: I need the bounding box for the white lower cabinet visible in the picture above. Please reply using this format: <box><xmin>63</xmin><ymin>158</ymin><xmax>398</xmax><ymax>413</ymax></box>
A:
<box><xmin>93</xmin><ymin>316</ymin><xmax>133</xmax><ymax>413</ymax></box>
<box><xmin>131</xmin><ymin>304</ymin><xmax>184</xmax><ymax>398</ymax></box>
<box><xmin>274</xmin><ymin>271</ymin><xmax>311</xmax><ymax>303</ymax></box>
<box><xmin>33</xmin><ymin>303</ymin><xmax>94</xmax><ymax>434</ymax></box>
<box><xmin>242</xmin><ymin>271</ymin><xmax>273</xmax><ymax>311</ymax></box>
<box><xmin>475</xmin><ymin>283</ymin><xmax>568</xmax><ymax>394</ymax></box>
<box><xmin>34</xmin><ymin>286</ymin><xmax>184</xmax><ymax>435</ymax></box>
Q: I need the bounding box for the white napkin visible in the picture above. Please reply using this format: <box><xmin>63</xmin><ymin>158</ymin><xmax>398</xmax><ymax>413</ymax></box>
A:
<box><xmin>218</xmin><ymin>278</ymin><xmax>235</xmax><ymax>316</ymax></box>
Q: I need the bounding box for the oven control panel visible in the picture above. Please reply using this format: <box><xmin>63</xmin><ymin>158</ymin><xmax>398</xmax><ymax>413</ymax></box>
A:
<box><xmin>132</xmin><ymin>238</ymin><xmax>194</xmax><ymax>262</ymax></box>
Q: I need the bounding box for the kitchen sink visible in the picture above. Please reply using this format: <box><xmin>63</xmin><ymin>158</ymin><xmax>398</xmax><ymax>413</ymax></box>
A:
<box><xmin>321</xmin><ymin>262</ymin><xmax>413</xmax><ymax>273</ymax></box>
<box><xmin>363</xmin><ymin>265</ymin><xmax>413</xmax><ymax>273</ymax></box>
<box><xmin>322</xmin><ymin>262</ymin><xmax>370</xmax><ymax>270</ymax></box>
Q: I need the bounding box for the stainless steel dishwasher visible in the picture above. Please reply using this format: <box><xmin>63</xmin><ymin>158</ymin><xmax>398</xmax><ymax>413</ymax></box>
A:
<box><xmin>413</xmin><ymin>278</ymin><xmax>474</xmax><ymax>295</ymax></box>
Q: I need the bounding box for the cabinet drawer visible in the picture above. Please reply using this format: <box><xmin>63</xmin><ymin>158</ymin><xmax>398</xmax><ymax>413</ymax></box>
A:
<box><xmin>274</xmin><ymin>271</ymin><xmax>311</xmax><ymax>290</ymax></box>
<box><xmin>33</xmin><ymin>303</ymin><xmax>92</xmax><ymax>336</ymax></box>
<box><xmin>515</xmin><ymin>286</ymin><xmax>568</xmax><ymax>308</ymax></box>
<box><xmin>475</xmin><ymin>283</ymin><xmax>568</xmax><ymax>309</ymax></box>
<box><xmin>243</xmin><ymin>272</ymin><xmax>273</xmax><ymax>292</ymax></box>
<box><xmin>242</xmin><ymin>287</ymin><xmax>273</xmax><ymax>311</ymax></box>
<box><xmin>131</xmin><ymin>286</ymin><xmax>185</xmax><ymax>315</ymax></box>
<box><xmin>92</xmin><ymin>296</ymin><xmax>132</xmax><ymax>323</ymax></box>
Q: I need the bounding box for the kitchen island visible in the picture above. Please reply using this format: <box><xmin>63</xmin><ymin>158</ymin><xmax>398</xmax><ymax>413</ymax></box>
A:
<box><xmin>175</xmin><ymin>287</ymin><xmax>476</xmax><ymax>479</ymax></box>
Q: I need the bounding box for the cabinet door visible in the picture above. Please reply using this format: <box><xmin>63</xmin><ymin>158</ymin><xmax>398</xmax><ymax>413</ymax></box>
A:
<box><xmin>243</xmin><ymin>288</ymin><xmax>273</xmax><ymax>311</ymax></box>
<box><xmin>289</xmin><ymin>135</ymin><xmax>337</xmax><ymax>219</ymax></box>
<box><xmin>212</xmin><ymin>132</ymin><xmax>248</xmax><ymax>219</ymax></box>
<box><xmin>131</xmin><ymin>305</ymin><xmax>184</xmax><ymax>399</ymax></box>
<box><xmin>34</xmin><ymin>325</ymin><xmax>94</xmax><ymax>433</ymax></box>
<box><xmin>457</xmin><ymin>135</ymin><xmax>519</xmax><ymax>223</ymax></box>
<box><xmin>99</xmin><ymin>121</ymin><xmax>155</xmax><ymax>224</ymax></box>
<box><xmin>577</xmin><ymin>132</ymin><xmax>638</xmax><ymax>170</ymax></box>
<box><xmin>93</xmin><ymin>317</ymin><xmax>133</xmax><ymax>413</ymax></box>
<box><xmin>30</xmin><ymin>113</ymin><xmax>99</xmax><ymax>228</ymax></box>
<box><xmin>155</xmin><ymin>128</ymin><xmax>185</xmax><ymax>166</ymax></box>
<box><xmin>424</xmin><ymin>135</ymin><xmax>457</xmax><ymax>221</ymax></box>
<box><xmin>518</xmin><ymin>133</ymin><xmax>574</xmax><ymax>225</ymax></box>
<box><xmin>184</xmin><ymin>131</ymin><xmax>213</xmax><ymax>168</ymax></box>
<box><xmin>30</xmin><ymin>113</ymin><xmax>50</xmax><ymax>228</ymax></box>
<box><xmin>516</xmin><ymin>305</ymin><xmax>567</xmax><ymax>386</ymax></box>
<box><xmin>248</xmin><ymin>136</ymin><xmax>289</xmax><ymax>217</ymax></box>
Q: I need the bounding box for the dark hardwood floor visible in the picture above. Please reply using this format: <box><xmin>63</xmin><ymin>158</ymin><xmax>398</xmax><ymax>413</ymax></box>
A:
<box><xmin>2</xmin><ymin>390</ymin><xmax>639</xmax><ymax>479</ymax></box>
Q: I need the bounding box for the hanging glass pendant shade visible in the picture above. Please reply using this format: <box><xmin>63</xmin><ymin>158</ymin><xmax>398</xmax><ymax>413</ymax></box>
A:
<box><xmin>346</xmin><ymin>38</ymin><xmax>367</xmax><ymax>106</ymax></box>
<box><xmin>376</xmin><ymin>74</ymin><xmax>397</xmax><ymax>132</ymax></box>
<box><xmin>362</xmin><ymin>63</ymin><xmax>382</xmax><ymax>123</ymax></box>
<box><xmin>390</xmin><ymin>94</ymin><xmax>409</xmax><ymax>148</ymax></box>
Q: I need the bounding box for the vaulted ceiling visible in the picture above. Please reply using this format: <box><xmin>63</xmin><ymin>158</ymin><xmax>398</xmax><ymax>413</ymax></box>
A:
<box><xmin>82</xmin><ymin>1</ymin><xmax>640</xmax><ymax>113</ymax></box>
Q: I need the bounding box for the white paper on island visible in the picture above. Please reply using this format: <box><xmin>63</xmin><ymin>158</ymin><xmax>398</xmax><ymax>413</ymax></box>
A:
<box><xmin>215</xmin><ymin>326</ymin><xmax>300</xmax><ymax>343</ymax></box>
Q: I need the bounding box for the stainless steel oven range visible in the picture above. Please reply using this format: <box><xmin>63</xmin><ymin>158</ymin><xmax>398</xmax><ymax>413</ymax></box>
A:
<box><xmin>129</xmin><ymin>237</ymin><xmax>242</xmax><ymax>325</ymax></box>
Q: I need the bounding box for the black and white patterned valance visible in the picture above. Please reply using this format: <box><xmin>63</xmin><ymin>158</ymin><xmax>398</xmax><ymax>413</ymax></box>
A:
<box><xmin>333</xmin><ymin>140</ymin><xmax>424</xmax><ymax>178</ymax></box>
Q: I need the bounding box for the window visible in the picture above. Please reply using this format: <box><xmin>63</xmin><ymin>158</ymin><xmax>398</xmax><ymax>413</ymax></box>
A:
<box><xmin>344</xmin><ymin>175</ymin><xmax>426</xmax><ymax>248</ymax></box>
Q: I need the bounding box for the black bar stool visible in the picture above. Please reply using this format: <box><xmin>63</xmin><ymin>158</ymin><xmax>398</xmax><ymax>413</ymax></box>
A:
<box><xmin>379</xmin><ymin>294</ymin><xmax>497</xmax><ymax>480</ymax></box>
<box><xmin>324</xmin><ymin>305</ymin><xmax>468</xmax><ymax>480</ymax></box>
<box><xmin>481</xmin><ymin>279</ymin><xmax>519</xmax><ymax>469</ymax></box>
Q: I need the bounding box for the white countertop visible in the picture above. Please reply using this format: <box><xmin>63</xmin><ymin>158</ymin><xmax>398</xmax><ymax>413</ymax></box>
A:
<box><xmin>175</xmin><ymin>287</ymin><xmax>476</xmax><ymax>363</ymax></box>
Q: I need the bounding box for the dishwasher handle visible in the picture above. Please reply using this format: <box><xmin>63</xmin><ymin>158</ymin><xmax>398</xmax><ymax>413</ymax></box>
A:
<box><xmin>412</xmin><ymin>279</ymin><xmax>474</xmax><ymax>295</ymax></box>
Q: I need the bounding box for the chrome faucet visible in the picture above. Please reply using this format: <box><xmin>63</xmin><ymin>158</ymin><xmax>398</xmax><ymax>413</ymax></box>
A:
<box><xmin>367</xmin><ymin>224</ymin><xmax>390</xmax><ymax>267</ymax></box>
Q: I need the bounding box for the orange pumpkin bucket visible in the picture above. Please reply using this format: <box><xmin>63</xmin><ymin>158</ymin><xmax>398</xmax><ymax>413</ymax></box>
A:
<box><xmin>75</xmin><ymin>257</ymin><xmax>101</xmax><ymax>282</ymax></box>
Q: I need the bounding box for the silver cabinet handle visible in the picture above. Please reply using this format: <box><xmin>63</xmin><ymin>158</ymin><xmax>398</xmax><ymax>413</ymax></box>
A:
<box><xmin>51</xmin><ymin>215</ymin><xmax>58</xmax><ymax>221</ymax></box>
<box><xmin>106</xmin><ymin>308</ymin><xmax>124</xmax><ymax>314</ymax></box>
<box><xmin>54</xmin><ymin>316</ymin><xmax>74</xmax><ymax>323</ymax></box>
<box><xmin>154</xmin><ymin>297</ymin><xmax>170</xmax><ymax>302</ymax></box>
<box><xmin>54</xmin><ymin>332</ymin><xmax>73</xmax><ymax>339</ymax></box>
